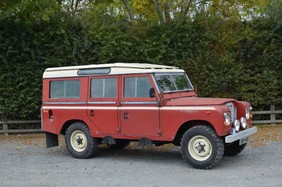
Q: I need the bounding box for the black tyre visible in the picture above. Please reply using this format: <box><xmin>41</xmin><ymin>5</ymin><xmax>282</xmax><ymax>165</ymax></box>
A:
<box><xmin>65</xmin><ymin>122</ymin><xmax>98</xmax><ymax>159</ymax></box>
<box><xmin>181</xmin><ymin>126</ymin><xmax>224</xmax><ymax>169</ymax></box>
<box><xmin>224</xmin><ymin>141</ymin><xmax>247</xmax><ymax>156</ymax></box>
<box><xmin>108</xmin><ymin>139</ymin><xmax>130</xmax><ymax>149</ymax></box>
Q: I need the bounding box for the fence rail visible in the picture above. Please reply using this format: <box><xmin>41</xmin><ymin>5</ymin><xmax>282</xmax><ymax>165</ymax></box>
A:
<box><xmin>0</xmin><ymin>120</ymin><xmax>41</xmax><ymax>135</ymax></box>
<box><xmin>0</xmin><ymin>105</ymin><xmax>281</xmax><ymax>134</ymax></box>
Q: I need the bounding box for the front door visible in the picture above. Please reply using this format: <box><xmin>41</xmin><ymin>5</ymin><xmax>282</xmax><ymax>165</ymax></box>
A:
<box><xmin>119</xmin><ymin>74</ymin><xmax>160</xmax><ymax>137</ymax></box>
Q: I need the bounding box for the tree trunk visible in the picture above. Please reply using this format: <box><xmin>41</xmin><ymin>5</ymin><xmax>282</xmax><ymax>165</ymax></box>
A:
<box><xmin>123</xmin><ymin>0</ymin><xmax>134</xmax><ymax>21</ymax></box>
<box><xmin>151</xmin><ymin>0</ymin><xmax>165</xmax><ymax>24</ymax></box>
<box><xmin>164</xmin><ymin>1</ymin><xmax>171</xmax><ymax>23</ymax></box>
<box><xmin>180</xmin><ymin>0</ymin><xmax>193</xmax><ymax>22</ymax></box>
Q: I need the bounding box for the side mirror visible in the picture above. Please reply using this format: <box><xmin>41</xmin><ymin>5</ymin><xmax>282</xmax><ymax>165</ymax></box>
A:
<box><xmin>149</xmin><ymin>87</ymin><xmax>155</xmax><ymax>98</ymax></box>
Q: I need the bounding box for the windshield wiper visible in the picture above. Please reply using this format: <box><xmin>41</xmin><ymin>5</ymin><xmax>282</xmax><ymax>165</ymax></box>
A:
<box><xmin>163</xmin><ymin>89</ymin><xmax>193</xmax><ymax>94</ymax></box>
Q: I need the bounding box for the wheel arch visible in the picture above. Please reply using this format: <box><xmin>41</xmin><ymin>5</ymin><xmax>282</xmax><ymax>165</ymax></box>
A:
<box><xmin>173</xmin><ymin>120</ymin><xmax>216</xmax><ymax>146</ymax></box>
<box><xmin>60</xmin><ymin>119</ymin><xmax>88</xmax><ymax>135</ymax></box>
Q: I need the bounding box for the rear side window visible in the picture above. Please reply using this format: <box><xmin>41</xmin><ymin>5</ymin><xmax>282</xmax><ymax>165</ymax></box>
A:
<box><xmin>50</xmin><ymin>80</ymin><xmax>80</xmax><ymax>98</ymax></box>
<box><xmin>91</xmin><ymin>78</ymin><xmax>117</xmax><ymax>98</ymax></box>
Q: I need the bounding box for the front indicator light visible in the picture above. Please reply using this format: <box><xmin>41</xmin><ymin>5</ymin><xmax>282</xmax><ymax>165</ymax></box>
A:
<box><xmin>224</xmin><ymin>113</ymin><xmax>231</xmax><ymax>126</ymax></box>
<box><xmin>234</xmin><ymin>119</ymin><xmax>240</xmax><ymax>131</ymax></box>
<box><xmin>246</xmin><ymin>108</ymin><xmax>251</xmax><ymax>119</ymax></box>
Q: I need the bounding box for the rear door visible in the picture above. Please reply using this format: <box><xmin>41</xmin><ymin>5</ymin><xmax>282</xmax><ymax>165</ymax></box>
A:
<box><xmin>87</xmin><ymin>75</ymin><xmax>119</xmax><ymax>135</ymax></box>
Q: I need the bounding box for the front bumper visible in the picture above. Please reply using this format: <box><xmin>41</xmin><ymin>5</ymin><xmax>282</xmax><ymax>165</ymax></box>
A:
<box><xmin>225</xmin><ymin>127</ymin><xmax>257</xmax><ymax>143</ymax></box>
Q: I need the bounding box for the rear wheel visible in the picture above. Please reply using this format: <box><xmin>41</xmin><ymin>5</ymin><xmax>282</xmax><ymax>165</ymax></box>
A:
<box><xmin>224</xmin><ymin>141</ymin><xmax>247</xmax><ymax>156</ymax></box>
<box><xmin>65</xmin><ymin>122</ymin><xmax>98</xmax><ymax>158</ymax></box>
<box><xmin>181</xmin><ymin>126</ymin><xmax>224</xmax><ymax>169</ymax></box>
<box><xmin>108</xmin><ymin>140</ymin><xmax>130</xmax><ymax>149</ymax></box>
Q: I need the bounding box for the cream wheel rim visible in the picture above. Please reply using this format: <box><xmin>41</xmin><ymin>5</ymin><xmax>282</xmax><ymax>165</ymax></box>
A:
<box><xmin>188</xmin><ymin>135</ymin><xmax>212</xmax><ymax>161</ymax></box>
<box><xmin>70</xmin><ymin>130</ymin><xmax>87</xmax><ymax>152</ymax></box>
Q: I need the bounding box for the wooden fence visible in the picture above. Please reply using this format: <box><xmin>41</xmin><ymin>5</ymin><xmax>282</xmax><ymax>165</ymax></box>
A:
<box><xmin>252</xmin><ymin>105</ymin><xmax>282</xmax><ymax>124</ymax></box>
<box><xmin>0</xmin><ymin>105</ymin><xmax>281</xmax><ymax>134</ymax></box>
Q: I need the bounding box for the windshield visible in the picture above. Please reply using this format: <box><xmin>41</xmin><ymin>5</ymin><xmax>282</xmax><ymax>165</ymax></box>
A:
<box><xmin>153</xmin><ymin>73</ymin><xmax>193</xmax><ymax>93</ymax></box>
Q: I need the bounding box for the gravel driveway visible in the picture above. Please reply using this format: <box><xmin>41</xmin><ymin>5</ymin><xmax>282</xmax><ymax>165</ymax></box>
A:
<box><xmin>0</xmin><ymin>128</ymin><xmax>281</xmax><ymax>187</ymax></box>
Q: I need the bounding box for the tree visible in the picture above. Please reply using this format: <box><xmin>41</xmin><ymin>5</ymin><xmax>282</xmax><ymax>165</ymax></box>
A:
<box><xmin>61</xmin><ymin>0</ymin><xmax>95</xmax><ymax>16</ymax></box>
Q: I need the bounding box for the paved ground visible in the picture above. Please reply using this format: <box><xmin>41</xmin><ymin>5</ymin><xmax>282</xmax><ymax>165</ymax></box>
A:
<box><xmin>0</xmin><ymin>126</ymin><xmax>281</xmax><ymax>187</ymax></box>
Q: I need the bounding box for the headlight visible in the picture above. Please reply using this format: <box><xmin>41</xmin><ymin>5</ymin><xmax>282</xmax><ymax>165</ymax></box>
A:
<box><xmin>246</xmin><ymin>108</ymin><xmax>251</xmax><ymax>119</ymax></box>
<box><xmin>234</xmin><ymin>119</ymin><xmax>240</xmax><ymax>131</ymax></box>
<box><xmin>224</xmin><ymin>112</ymin><xmax>231</xmax><ymax>126</ymax></box>
<box><xmin>240</xmin><ymin>117</ymin><xmax>247</xmax><ymax>129</ymax></box>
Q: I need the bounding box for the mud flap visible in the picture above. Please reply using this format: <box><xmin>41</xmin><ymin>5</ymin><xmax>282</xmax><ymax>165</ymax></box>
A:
<box><xmin>46</xmin><ymin>132</ymin><xmax>59</xmax><ymax>148</ymax></box>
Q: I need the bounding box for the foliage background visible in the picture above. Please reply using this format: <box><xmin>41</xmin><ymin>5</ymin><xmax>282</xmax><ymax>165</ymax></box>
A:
<box><xmin>0</xmin><ymin>0</ymin><xmax>281</xmax><ymax>119</ymax></box>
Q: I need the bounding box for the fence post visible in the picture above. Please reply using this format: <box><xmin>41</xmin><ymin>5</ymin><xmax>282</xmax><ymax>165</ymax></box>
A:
<box><xmin>3</xmin><ymin>119</ymin><xmax>8</xmax><ymax>135</ymax></box>
<box><xmin>270</xmin><ymin>105</ymin><xmax>276</xmax><ymax>124</ymax></box>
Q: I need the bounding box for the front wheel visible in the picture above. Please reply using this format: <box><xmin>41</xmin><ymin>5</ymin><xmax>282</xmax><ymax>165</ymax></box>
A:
<box><xmin>181</xmin><ymin>126</ymin><xmax>224</xmax><ymax>169</ymax></box>
<box><xmin>65</xmin><ymin>122</ymin><xmax>98</xmax><ymax>159</ymax></box>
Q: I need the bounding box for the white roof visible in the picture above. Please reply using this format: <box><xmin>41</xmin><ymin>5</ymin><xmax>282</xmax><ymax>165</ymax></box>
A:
<box><xmin>43</xmin><ymin>63</ymin><xmax>184</xmax><ymax>78</ymax></box>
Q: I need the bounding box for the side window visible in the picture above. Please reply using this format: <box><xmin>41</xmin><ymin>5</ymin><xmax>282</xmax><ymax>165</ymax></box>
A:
<box><xmin>124</xmin><ymin>76</ymin><xmax>152</xmax><ymax>98</ymax></box>
<box><xmin>50</xmin><ymin>80</ymin><xmax>80</xmax><ymax>98</ymax></box>
<box><xmin>91</xmin><ymin>78</ymin><xmax>116</xmax><ymax>98</ymax></box>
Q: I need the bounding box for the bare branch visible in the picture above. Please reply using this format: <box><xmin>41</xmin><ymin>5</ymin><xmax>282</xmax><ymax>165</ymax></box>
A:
<box><xmin>74</xmin><ymin>0</ymin><xmax>80</xmax><ymax>14</ymax></box>
<box><xmin>70</xmin><ymin>0</ymin><xmax>74</xmax><ymax>13</ymax></box>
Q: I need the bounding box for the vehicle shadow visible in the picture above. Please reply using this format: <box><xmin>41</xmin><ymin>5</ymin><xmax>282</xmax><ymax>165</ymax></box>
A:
<box><xmin>96</xmin><ymin>144</ymin><xmax>256</xmax><ymax>169</ymax></box>
<box><xmin>97</xmin><ymin>144</ymin><xmax>183</xmax><ymax>164</ymax></box>
<box><xmin>46</xmin><ymin>142</ymin><xmax>255</xmax><ymax>169</ymax></box>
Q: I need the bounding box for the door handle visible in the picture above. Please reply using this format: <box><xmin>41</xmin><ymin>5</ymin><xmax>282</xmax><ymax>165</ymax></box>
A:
<box><xmin>90</xmin><ymin>110</ymin><xmax>94</xmax><ymax>116</ymax></box>
<box><xmin>48</xmin><ymin>110</ymin><xmax>54</xmax><ymax>119</ymax></box>
<box><xmin>123</xmin><ymin>112</ymin><xmax>128</xmax><ymax>120</ymax></box>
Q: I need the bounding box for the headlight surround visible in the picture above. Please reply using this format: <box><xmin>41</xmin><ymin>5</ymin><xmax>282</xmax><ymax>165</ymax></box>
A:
<box><xmin>246</xmin><ymin>107</ymin><xmax>251</xmax><ymax>119</ymax></box>
<box><xmin>240</xmin><ymin>117</ymin><xmax>247</xmax><ymax>129</ymax></box>
<box><xmin>234</xmin><ymin>119</ymin><xmax>240</xmax><ymax>131</ymax></box>
<box><xmin>224</xmin><ymin>112</ymin><xmax>231</xmax><ymax>126</ymax></box>
<box><xmin>225</xmin><ymin>102</ymin><xmax>236</xmax><ymax>123</ymax></box>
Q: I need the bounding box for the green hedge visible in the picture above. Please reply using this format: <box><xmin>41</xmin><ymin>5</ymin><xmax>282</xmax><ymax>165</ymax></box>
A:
<box><xmin>0</xmin><ymin>4</ymin><xmax>281</xmax><ymax>119</ymax></box>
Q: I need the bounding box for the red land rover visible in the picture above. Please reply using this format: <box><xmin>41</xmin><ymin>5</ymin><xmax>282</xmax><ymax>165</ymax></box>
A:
<box><xmin>41</xmin><ymin>63</ymin><xmax>257</xmax><ymax>169</ymax></box>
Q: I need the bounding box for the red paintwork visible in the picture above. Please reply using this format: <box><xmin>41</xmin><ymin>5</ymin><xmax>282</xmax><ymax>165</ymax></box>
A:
<box><xmin>236</xmin><ymin>101</ymin><xmax>252</xmax><ymax>127</ymax></box>
<box><xmin>164</xmin><ymin>97</ymin><xmax>236</xmax><ymax>106</ymax></box>
<box><xmin>41</xmin><ymin>73</ymin><xmax>253</xmax><ymax>142</ymax></box>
